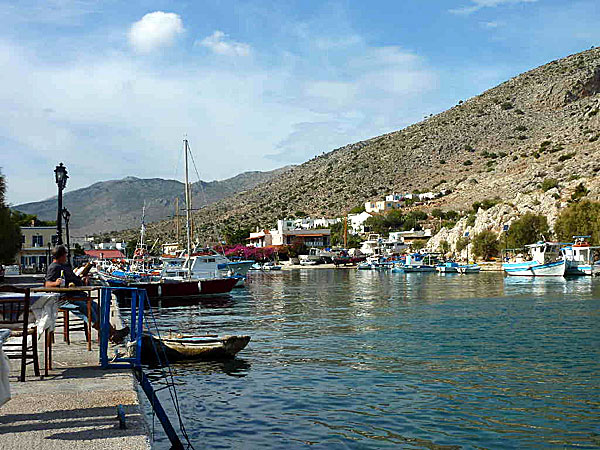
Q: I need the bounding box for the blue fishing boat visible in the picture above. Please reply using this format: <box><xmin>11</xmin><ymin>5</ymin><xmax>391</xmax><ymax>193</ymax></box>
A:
<box><xmin>502</xmin><ymin>242</ymin><xmax>566</xmax><ymax>277</ymax></box>
<box><xmin>436</xmin><ymin>262</ymin><xmax>481</xmax><ymax>274</ymax></box>
<box><xmin>403</xmin><ymin>253</ymin><xmax>438</xmax><ymax>273</ymax></box>
<box><xmin>561</xmin><ymin>236</ymin><xmax>600</xmax><ymax>276</ymax></box>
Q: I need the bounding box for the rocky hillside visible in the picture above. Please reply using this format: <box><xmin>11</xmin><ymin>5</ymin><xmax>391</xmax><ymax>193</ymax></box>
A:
<box><xmin>427</xmin><ymin>175</ymin><xmax>600</xmax><ymax>258</ymax></box>
<box><xmin>14</xmin><ymin>167</ymin><xmax>290</xmax><ymax>236</ymax></box>
<box><xmin>133</xmin><ymin>47</ymin><xmax>600</xmax><ymax>243</ymax></box>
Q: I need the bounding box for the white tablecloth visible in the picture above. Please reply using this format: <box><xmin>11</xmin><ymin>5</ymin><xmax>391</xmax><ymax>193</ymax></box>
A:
<box><xmin>0</xmin><ymin>329</ymin><xmax>10</xmax><ymax>406</ymax></box>
<box><xmin>0</xmin><ymin>293</ymin><xmax>61</xmax><ymax>339</ymax></box>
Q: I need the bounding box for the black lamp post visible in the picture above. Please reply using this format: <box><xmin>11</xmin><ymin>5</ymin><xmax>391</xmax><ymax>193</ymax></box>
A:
<box><xmin>54</xmin><ymin>163</ymin><xmax>68</xmax><ymax>245</ymax></box>
<box><xmin>62</xmin><ymin>207</ymin><xmax>71</xmax><ymax>264</ymax></box>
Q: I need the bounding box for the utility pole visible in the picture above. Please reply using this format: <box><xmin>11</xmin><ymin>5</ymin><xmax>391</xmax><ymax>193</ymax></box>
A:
<box><xmin>343</xmin><ymin>216</ymin><xmax>348</xmax><ymax>248</ymax></box>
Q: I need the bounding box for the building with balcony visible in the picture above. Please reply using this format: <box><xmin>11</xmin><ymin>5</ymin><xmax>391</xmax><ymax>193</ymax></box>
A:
<box><xmin>17</xmin><ymin>226</ymin><xmax>60</xmax><ymax>272</ymax></box>
<box><xmin>247</xmin><ymin>219</ymin><xmax>331</xmax><ymax>248</ymax></box>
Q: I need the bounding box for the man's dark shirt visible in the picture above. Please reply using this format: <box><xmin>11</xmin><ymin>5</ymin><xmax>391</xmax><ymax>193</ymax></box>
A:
<box><xmin>45</xmin><ymin>262</ymin><xmax>83</xmax><ymax>286</ymax></box>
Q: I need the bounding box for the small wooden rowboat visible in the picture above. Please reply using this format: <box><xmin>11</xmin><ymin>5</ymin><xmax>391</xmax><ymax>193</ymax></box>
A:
<box><xmin>141</xmin><ymin>333</ymin><xmax>250</xmax><ymax>362</ymax></box>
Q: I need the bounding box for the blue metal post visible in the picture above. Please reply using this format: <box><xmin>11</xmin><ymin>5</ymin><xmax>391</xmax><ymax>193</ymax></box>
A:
<box><xmin>134</xmin><ymin>289</ymin><xmax>145</xmax><ymax>367</ymax></box>
<box><xmin>99</xmin><ymin>287</ymin><xmax>115</xmax><ymax>368</ymax></box>
<box><xmin>98</xmin><ymin>286</ymin><xmax>184</xmax><ymax>449</ymax></box>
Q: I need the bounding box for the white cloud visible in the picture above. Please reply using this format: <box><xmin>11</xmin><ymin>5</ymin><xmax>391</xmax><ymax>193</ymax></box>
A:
<box><xmin>450</xmin><ymin>0</ymin><xmax>537</xmax><ymax>15</ymax></box>
<box><xmin>196</xmin><ymin>31</ymin><xmax>251</xmax><ymax>57</ymax></box>
<box><xmin>128</xmin><ymin>11</ymin><xmax>184</xmax><ymax>53</ymax></box>
<box><xmin>481</xmin><ymin>21</ymin><xmax>501</xmax><ymax>28</ymax></box>
<box><xmin>267</xmin><ymin>45</ymin><xmax>438</xmax><ymax>162</ymax></box>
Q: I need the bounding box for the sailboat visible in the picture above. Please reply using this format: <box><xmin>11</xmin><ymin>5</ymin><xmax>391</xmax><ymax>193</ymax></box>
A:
<box><xmin>99</xmin><ymin>139</ymin><xmax>238</xmax><ymax>300</ymax></box>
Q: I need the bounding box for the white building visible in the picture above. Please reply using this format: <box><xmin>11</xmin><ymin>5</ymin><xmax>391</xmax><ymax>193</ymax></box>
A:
<box><xmin>365</xmin><ymin>200</ymin><xmax>402</xmax><ymax>214</ymax></box>
<box><xmin>385</xmin><ymin>193</ymin><xmax>405</xmax><ymax>202</ymax></box>
<box><xmin>94</xmin><ymin>241</ymin><xmax>127</xmax><ymax>251</ymax></box>
<box><xmin>347</xmin><ymin>212</ymin><xmax>372</xmax><ymax>235</ymax></box>
<box><xmin>248</xmin><ymin>220</ymin><xmax>331</xmax><ymax>248</ymax></box>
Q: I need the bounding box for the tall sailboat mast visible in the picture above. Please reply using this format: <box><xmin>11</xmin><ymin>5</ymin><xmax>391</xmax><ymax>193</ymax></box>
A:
<box><xmin>184</xmin><ymin>138</ymin><xmax>192</xmax><ymax>261</ymax></box>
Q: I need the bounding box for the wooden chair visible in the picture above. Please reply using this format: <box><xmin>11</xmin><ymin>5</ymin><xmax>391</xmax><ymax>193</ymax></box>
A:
<box><xmin>56</xmin><ymin>306</ymin><xmax>89</xmax><ymax>345</ymax></box>
<box><xmin>0</xmin><ymin>286</ymin><xmax>40</xmax><ymax>381</ymax></box>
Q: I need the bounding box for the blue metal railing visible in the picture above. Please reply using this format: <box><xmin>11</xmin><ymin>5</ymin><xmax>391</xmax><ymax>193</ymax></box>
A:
<box><xmin>99</xmin><ymin>286</ymin><xmax>185</xmax><ymax>449</ymax></box>
<box><xmin>99</xmin><ymin>286</ymin><xmax>144</xmax><ymax>368</ymax></box>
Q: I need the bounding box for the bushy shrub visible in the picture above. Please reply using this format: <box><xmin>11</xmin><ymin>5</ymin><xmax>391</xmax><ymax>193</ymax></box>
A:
<box><xmin>540</xmin><ymin>178</ymin><xmax>559</xmax><ymax>192</ymax></box>
<box><xmin>472</xmin><ymin>197</ymin><xmax>501</xmax><ymax>212</ymax></box>
<box><xmin>472</xmin><ymin>230</ymin><xmax>500</xmax><ymax>260</ymax></box>
<box><xmin>570</xmin><ymin>183</ymin><xmax>589</xmax><ymax>202</ymax></box>
<box><xmin>554</xmin><ymin>200</ymin><xmax>600</xmax><ymax>243</ymax></box>
<box><xmin>506</xmin><ymin>213</ymin><xmax>549</xmax><ymax>248</ymax></box>
<box><xmin>558</xmin><ymin>152</ymin><xmax>575</xmax><ymax>162</ymax></box>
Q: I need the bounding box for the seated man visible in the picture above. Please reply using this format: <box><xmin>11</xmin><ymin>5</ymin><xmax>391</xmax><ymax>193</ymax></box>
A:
<box><xmin>45</xmin><ymin>245</ymin><xmax>129</xmax><ymax>343</ymax></box>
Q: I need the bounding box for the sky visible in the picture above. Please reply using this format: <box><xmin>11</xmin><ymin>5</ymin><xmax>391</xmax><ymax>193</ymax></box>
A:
<box><xmin>1</xmin><ymin>0</ymin><xmax>599</xmax><ymax>204</ymax></box>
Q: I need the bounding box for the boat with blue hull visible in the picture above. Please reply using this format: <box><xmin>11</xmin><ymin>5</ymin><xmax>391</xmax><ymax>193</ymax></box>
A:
<box><xmin>503</xmin><ymin>242</ymin><xmax>566</xmax><ymax>277</ymax></box>
<box><xmin>561</xmin><ymin>236</ymin><xmax>600</xmax><ymax>276</ymax></box>
<box><xmin>403</xmin><ymin>253</ymin><xmax>439</xmax><ymax>273</ymax></box>
<box><xmin>437</xmin><ymin>262</ymin><xmax>481</xmax><ymax>274</ymax></box>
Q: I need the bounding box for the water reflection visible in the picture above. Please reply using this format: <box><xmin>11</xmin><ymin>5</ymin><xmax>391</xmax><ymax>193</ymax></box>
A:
<box><xmin>143</xmin><ymin>269</ymin><xmax>600</xmax><ymax>450</ymax></box>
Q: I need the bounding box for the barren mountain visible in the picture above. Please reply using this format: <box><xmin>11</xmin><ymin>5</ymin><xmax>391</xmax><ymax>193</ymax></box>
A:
<box><xmin>127</xmin><ymin>47</ymin><xmax>600</xmax><ymax>243</ymax></box>
<box><xmin>14</xmin><ymin>167</ymin><xmax>290</xmax><ymax>235</ymax></box>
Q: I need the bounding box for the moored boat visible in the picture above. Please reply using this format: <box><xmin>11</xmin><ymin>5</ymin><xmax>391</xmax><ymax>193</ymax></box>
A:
<box><xmin>503</xmin><ymin>242</ymin><xmax>566</xmax><ymax>277</ymax></box>
<box><xmin>562</xmin><ymin>236</ymin><xmax>600</xmax><ymax>276</ymax></box>
<box><xmin>141</xmin><ymin>333</ymin><xmax>250</xmax><ymax>362</ymax></box>
<box><xmin>436</xmin><ymin>262</ymin><xmax>481</xmax><ymax>274</ymax></box>
<box><xmin>403</xmin><ymin>253</ymin><xmax>438</xmax><ymax>273</ymax></box>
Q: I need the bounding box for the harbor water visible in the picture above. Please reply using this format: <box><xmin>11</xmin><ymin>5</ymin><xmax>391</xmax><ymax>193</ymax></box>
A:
<box><xmin>142</xmin><ymin>270</ymin><xmax>600</xmax><ymax>449</ymax></box>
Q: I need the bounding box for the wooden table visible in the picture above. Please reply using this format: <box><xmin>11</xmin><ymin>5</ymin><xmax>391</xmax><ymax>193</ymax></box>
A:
<box><xmin>32</xmin><ymin>287</ymin><xmax>101</xmax><ymax>352</ymax></box>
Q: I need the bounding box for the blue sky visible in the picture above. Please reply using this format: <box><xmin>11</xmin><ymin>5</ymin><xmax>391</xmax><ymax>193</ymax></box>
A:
<box><xmin>1</xmin><ymin>0</ymin><xmax>599</xmax><ymax>204</ymax></box>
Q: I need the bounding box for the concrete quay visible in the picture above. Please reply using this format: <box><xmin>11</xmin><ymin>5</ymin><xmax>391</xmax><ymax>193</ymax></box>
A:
<box><xmin>0</xmin><ymin>283</ymin><xmax>150</xmax><ymax>449</ymax></box>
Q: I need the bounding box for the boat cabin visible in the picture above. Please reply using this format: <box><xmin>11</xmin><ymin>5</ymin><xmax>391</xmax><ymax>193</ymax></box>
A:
<box><xmin>526</xmin><ymin>242</ymin><xmax>564</xmax><ymax>265</ymax></box>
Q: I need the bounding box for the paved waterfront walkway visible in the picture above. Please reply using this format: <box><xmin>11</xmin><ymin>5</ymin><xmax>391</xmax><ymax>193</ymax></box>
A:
<box><xmin>0</xmin><ymin>327</ymin><xmax>150</xmax><ymax>449</ymax></box>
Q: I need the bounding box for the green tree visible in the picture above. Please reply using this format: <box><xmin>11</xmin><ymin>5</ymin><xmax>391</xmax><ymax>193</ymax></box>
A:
<box><xmin>455</xmin><ymin>236</ymin><xmax>469</xmax><ymax>253</ymax></box>
<box><xmin>0</xmin><ymin>170</ymin><xmax>22</xmax><ymax>264</ymax></box>
<box><xmin>439</xmin><ymin>240</ymin><xmax>450</xmax><ymax>254</ymax></box>
<box><xmin>10</xmin><ymin>210</ymin><xmax>56</xmax><ymax>227</ymax></box>
<box><xmin>73</xmin><ymin>243</ymin><xmax>86</xmax><ymax>256</ymax></box>
<box><xmin>222</xmin><ymin>226</ymin><xmax>252</xmax><ymax>245</ymax></box>
<box><xmin>348</xmin><ymin>205</ymin><xmax>366</xmax><ymax>214</ymax></box>
<box><xmin>554</xmin><ymin>201</ymin><xmax>600</xmax><ymax>244</ymax></box>
<box><xmin>411</xmin><ymin>240</ymin><xmax>426</xmax><ymax>251</ymax></box>
<box><xmin>364</xmin><ymin>214</ymin><xmax>387</xmax><ymax>235</ymax></box>
<box><xmin>506</xmin><ymin>213</ymin><xmax>550</xmax><ymax>248</ymax></box>
<box><xmin>472</xmin><ymin>230</ymin><xmax>500</xmax><ymax>260</ymax></box>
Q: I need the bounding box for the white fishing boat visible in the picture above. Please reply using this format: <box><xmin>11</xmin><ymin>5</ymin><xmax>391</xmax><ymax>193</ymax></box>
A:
<box><xmin>561</xmin><ymin>236</ymin><xmax>600</xmax><ymax>276</ymax></box>
<box><xmin>261</xmin><ymin>262</ymin><xmax>282</xmax><ymax>271</ymax></box>
<box><xmin>403</xmin><ymin>253</ymin><xmax>438</xmax><ymax>273</ymax></box>
<box><xmin>436</xmin><ymin>262</ymin><xmax>481</xmax><ymax>274</ymax></box>
<box><xmin>359</xmin><ymin>233</ymin><xmax>407</xmax><ymax>256</ymax></box>
<box><xmin>503</xmin><ymin>242</ymin><xmax>566</xmax><ymax>277</ymax></box>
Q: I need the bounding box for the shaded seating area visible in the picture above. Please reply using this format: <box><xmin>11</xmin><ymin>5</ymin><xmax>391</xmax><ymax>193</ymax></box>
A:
<box><xmin>0</xmin><ymin>286</ymin><xmax>41</xmax><ymax>381</ymax></box>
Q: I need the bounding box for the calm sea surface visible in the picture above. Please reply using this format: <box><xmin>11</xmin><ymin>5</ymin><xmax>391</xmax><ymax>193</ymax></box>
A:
<box><xmin>140</xmin><ymin>270</ymin><xmax>600</xmax><ymax>449</ymax></box>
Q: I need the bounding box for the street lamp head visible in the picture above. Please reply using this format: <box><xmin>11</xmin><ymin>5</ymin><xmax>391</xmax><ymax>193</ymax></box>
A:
<box><xmin>62</xmin><ymin>207</ymin><xmax>71</xmax><ymax>220</ymax></box>
<box><xmin>54</xmin><ymin>163</ymin><xmax>68</xmax><ymax>189</ymax></box>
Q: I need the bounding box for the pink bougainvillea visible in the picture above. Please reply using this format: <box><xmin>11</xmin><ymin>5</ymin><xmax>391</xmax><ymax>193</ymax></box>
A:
<box><xmin>220</xmin><ymin>244</ymin><xmax>281</xmax><ymax>261</ymax></box>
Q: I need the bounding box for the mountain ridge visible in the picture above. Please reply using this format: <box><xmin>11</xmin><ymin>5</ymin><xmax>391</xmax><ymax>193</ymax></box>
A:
<box><xmin>14</xmin><ymin>167</ymin><xmax>292</xmax><ymax>235</ymax></box>
<box><xmin>132</xmin><ymin>46</ymin><xmax>600</xmax><ymax>244</ymax></box>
